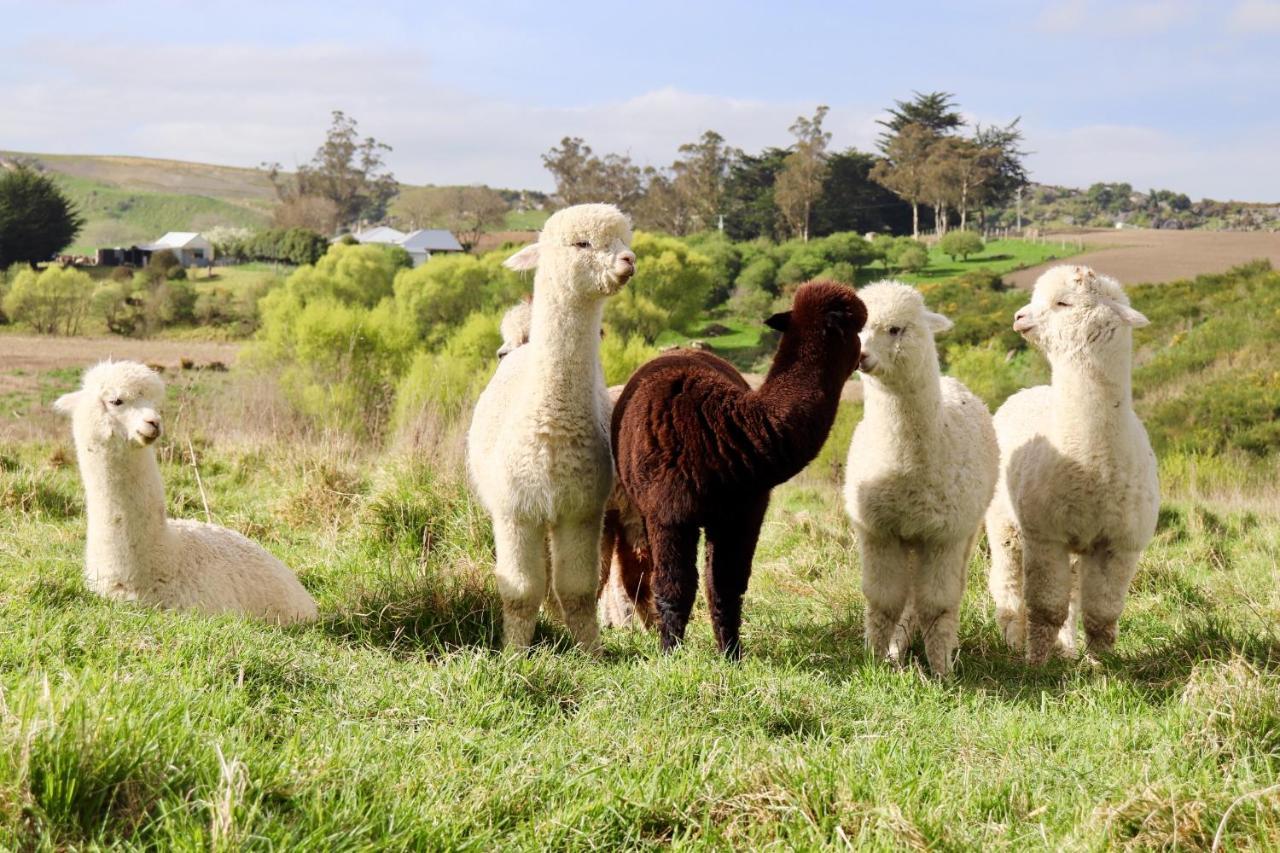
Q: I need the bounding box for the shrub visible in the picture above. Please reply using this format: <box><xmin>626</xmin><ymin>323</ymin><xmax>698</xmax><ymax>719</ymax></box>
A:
<box><xmin>147</xmin><ymin>249</ymin><xmax>183</xmax><ymax>280</ymax></box>
<box><xmin>600</xmin><ymin>330</ymin><xmax>659</xmax><ymax>386</ymax></box>
<box><xmin>727</xmin><ymin>279</ymin><xmax>775</xmax><ymax>321</ymax></box>
<box><xmin>938</xmin><ymin>230</ymin><xmax>984</xmax><ymax>261</ymax></box>
<box><xmin>682</xmin><ymin>231</ymin><xmax>741</xmax><ymax>305</ymax></box>
<box><xmin>817</xmin><ymin>262</ymin><xmax>856</xmax><ymax>285</ymax></box>
<box><xmin>606</xmin><ymin>233</ymin><xmax>713</xmax><ymax>340</ymax></box>
<box><xmin>734</xmin><ymin>255</ymin><xmax>779</xmax><ymax>296</ymax></box>
<box><xmin>2</xmin><ymin>266</ymin><xmax>94</xmax><ymax>334</ymax></box>
<box><xmin>945</xmin><ymin>342</ymin><xmax>1048</xmax><ymax>410</ymax></box>
<box><xmin>895</xmin><ymin>244</ymin><xmax>928</xmax><ymax>273</ymax></box>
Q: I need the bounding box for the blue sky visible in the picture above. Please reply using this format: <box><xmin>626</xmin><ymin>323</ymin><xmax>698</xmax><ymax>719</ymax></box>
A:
<box><xmin>2</xmin><ymin>0</ymin><xmax>1277</xmax><ymax>199</ymax></box>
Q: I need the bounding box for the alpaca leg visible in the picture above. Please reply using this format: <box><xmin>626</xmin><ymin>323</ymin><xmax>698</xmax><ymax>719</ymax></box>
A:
<box><xmin>914</xmin><ymin>537</ymin><xmax>969</xmax><ymax>677</ymax></box>
<box><xmin>1056</xmin><ymin>558</ymin><xmax>1081</xmax><ymax>659</ymax></box>
<box><xmin>1022</xmin><ymin>536</ymin><xmax>1073</xmax><ymax>666</ymax></box>
<box><xmin>1078</xmin><ymin>546</ymin><xmax>1142</xmax><ymax>655</ymax></box>
<box><xmin>986</xmin><ymin>513</ymin><xmax>1026</xmax><ymax>650</ymax></box>
<box><xmin>704</xmin><ymin>500</ymin><xmax>767</xmax><ymax>660</ymax></box>
<box><xmin>649</xmin><ymin>522</ymin><xmax>700</xmax><ymax>653</ymax></box>
<box><xmin>889</xmin><ymin>597</ymin><xmax>916</xmax><ymax>665</ymax></box>
<box><xmin>859</xmin><ymin>532</ymin><xmax>912</xmax><ymax>665</ymax></box>
<box><xmin>493</xmin><ymin>515</ymin><xmax>547</xmax><ymax>650</ymax></box>
<box><xmin>597</xmin><ymin>511</ymin><xmax>633</xmax><ymax>629</ymax></box>
<box><xmin>549</xmin><ymin>517</ymin><xmax>603</xmax><ymax>653</ymax></box>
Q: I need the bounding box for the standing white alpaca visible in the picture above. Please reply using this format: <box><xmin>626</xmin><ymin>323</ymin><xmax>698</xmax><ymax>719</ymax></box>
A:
<box><xmin>844</xmin><ymin>282</ymin><xmax>998</xmax><ymax>676</ymax></box>
<box><xmin>986</xmin><ymin>265</ymin><xmax>1159</xmax><ymax>664</ymax></box>
<box><xmin>54</xmin><ymin>361</ymin><xmax>318</xmax><ymax>624</ymax></box>
<box><xmin>467</xmin><ymin>204</ymin><xmax>636</xmax><ymax>650</ymax></box>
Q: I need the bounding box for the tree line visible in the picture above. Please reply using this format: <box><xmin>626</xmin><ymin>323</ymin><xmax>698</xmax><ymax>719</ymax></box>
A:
<box><xmin>541</xmin><ymin>92</ymin><xmax>1028</xmax><ymax>241</ymax></box>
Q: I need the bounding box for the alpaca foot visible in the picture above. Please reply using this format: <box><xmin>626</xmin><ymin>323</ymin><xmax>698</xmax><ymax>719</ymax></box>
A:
<box><xmin>923</xmin><ymin>636</ymin><xmax>956</xmax><ymax>677</ymax></box>
<box><xmin>559</xmin><ymin>594</ymin><xmax>601</xmax><ymax>653</ymax></box>
<box><xmin>1084</xmin><ymin>618</ymin><xmax>1117</xmax><ymax>656</ymax></box>
<box><xmin>1026</xmin><ymin>617</ymin><xmax>1061</xmax><ymax>666</ymax></box>
<box><xmin>865</xmin><ymin>608</ymin><xmax>899</xmax><ymax>664</ymax></box>
<box><xmin>995</xmin><ymin>608</ymin><xmax>1025</xmax><ymax>651</ymax></box>
<box><xmin>501</xmin><ymin>611</ymin><xmax>537</xmax><ymax>651</ymax></box>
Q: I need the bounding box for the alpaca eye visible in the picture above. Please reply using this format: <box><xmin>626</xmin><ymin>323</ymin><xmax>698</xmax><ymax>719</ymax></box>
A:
<box><xmin>573</xmin><ymin>241</ymin><xmax>591</xmax><ymax>249</ymax></box>
<box><xmin>888</xmin><ymin>326</ymin><xmax>902</xmax><ymax>336</ymax></box>
<box><xmin>109</xmin><ymin>398</ymin><xmax>124</xmax><ymax>407</ymax></box>
<box><xmin>1056</xmin><ymin>301</ymin><xmax>1071</xmax><ymax>308</ymax></box>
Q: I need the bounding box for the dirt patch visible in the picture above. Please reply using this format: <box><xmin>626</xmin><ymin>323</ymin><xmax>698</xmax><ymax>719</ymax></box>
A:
<box><xmin>1005</xmin><ymin>228</ymin><xmax>1280</xmax><ymax>289</ymax></box>
<box><xmin>0</xmin><ymin>334</ymin><xmax>241</xmax><ymax>396</ymax></box>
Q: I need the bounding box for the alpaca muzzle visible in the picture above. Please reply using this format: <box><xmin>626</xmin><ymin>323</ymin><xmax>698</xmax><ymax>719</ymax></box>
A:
<box><xmin>858</xmin><ymin>351</ymin><xmax>879</xmax><ymax>373</ymax></box>
<box><xmin>1013</xmin><ymin>309</ymin><xmax>1036</xmax><ymax>334</ymax></box>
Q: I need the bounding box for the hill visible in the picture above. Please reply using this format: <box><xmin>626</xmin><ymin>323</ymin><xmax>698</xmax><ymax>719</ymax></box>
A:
<box><xmin>1012</xmin><ymin>181</ymin><xmax>1280</xmax><ymax>231</ymax></box>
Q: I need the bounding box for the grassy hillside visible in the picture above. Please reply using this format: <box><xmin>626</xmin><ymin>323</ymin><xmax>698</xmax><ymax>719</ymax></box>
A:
<box><xmin>0</xmin><ymin>262</ymin><xmax>1276</xmax><ymax>847</ymax></box>
<box><xmin>1</xmin><ymin>152</ymin><xmax>279</xmax><ymax>203</ymax></box>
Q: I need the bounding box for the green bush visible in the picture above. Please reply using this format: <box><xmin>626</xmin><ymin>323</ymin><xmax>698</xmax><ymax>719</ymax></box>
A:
<box><xmin>600</xmin><ymin>330</ymin><xmax>659</xmax><ymax>386</ymax></box>
<box><xmin>2</xmin><ymin>266</ymin><xmax>94</xmax><ymax>334</ymax></box>
<box><xmin>606</xmin><ymin>233</ymin><xmax>713</xmax><ymax>340</ymax></box>
<box><xmin>938</xmin><ymin>230</ymin><xmax>984</xmax><ymax>261</ymax></box>
<box><xmin>895</xmin><ymin>244</ymin><xmax>928</xmax><ymax>274</ymax></box>
<box><xmin>682</xmin><ymin>231</ymin><xmax>741</xmax><ymax>305</ymax></box>
<box><xmin>945</xmin><ymin>342</ymin><xmax>1048</xmax><ymax>410</ymax></box>
<box><xmin>147</xmin><ymin>249</ymin><xmax>183</xmax><ymax>280</ymax></box>
<box><xmin>734</xmin><ymin>255</ymin><xmax>779</xmax><ymax>296</ymax></box>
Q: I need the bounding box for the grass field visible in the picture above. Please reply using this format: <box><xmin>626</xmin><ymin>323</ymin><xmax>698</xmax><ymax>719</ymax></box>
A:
<box><xmin>1</xmin><ymin>362</ymin><xmax>1277</xmax><ymax>849</ymax></box>
<box><xmin>895</xmin><ymin>238</ymin><xmax>1077</xmax><ymax>283</ymax></box>
<box><xmin>1</xmin><ymin>258</ymin><xmax>1278</xmax><ymax>847</ymax></box>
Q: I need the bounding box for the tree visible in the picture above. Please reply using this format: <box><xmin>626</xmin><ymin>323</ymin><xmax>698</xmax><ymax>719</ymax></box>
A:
<box><xmin>721</xmin><ymin>147</ymin><xmax>789</xmax><ymax>240</ymax></box>
<box><xmin>774</xmin><ymin>106</ymin><xmax>831</xmax><ymax>241</ymax></box>
<box><xmin>0</xmin><ymin>165</ymin><xmax>84</xmax><ymax>269</ymax></box>
<box><xmin>877</xmin><ymin>91</ymin><xmax>963</xmax><ymax>151</ymax></box>
<box><xmin>272</xmin><ymin>195</ymin><xmax>341</xmax><ymax>235</ymax></box>
<box><xmin>264</xmin><ymin>111</ymin><xmax>397</xmax><ymax>228</ymax></box>
<box><xmin>396</xmin><ymin>186</ymin><xmax>508</xmax><ymax>249</ymax></box>
<box><xmin>938</xmin><ymin>230</ymin><xmax>984</xmax><ymax>261</ymax></box>
<box><xmin>870</xmin><ymin>124</ymin><xmax>936</xmax><ymax>238</ymax></box>
<box><xmin>671</xmin><ymin>130</ymin><xmax>734</xmax><ymax>232</ymax></box>
<box><xmin>3</xmin><ymin>266</ymin><xmax>93</xmax><ymax>333</ymax></box>
<box><xmin>923</xmin><ymin>137</ymin><xmax>994</xmax><ymax>234</ymax></box>
<box><xmin>813</xmin><ymin>149</ymin><xmax>917</xmax><ymax>237</ymax></box>
<box><xmin>973</xmin><ymin>119</ymin><xmax>1030</xmax><ymax>225</ymax></box>
<box><xmin>541</xmin><ymin>137</ymin><xmax>645</xmax><ymax>209</ymax></box>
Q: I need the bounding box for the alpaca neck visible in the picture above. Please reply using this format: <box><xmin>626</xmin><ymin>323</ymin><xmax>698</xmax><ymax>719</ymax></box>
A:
<box><xmin>755</xmin><ymin>333</ymin><xmax>849</xmax><ymax>478</ymax></box>
<box><xmin>1049</xmin><ymin>345</ymin><xmax>1133</xmax><ymax>457</ymax></box>
<box><xmin>862</xmin><ymin>360</ymin><xmax>943</xmax><ymax>459</ymax></box>
<box><xmin>77</xmin><ymin>439</ymin><xmax>170</xmax><ymax>588</ymax></box>
<box><xmin>528</xmin><ymin>287</ymin><xmax>605</xmax><ymax>407</ymax></box>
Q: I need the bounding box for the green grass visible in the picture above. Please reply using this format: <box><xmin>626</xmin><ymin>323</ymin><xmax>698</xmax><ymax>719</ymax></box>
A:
<box><xmin>502</xmin><ymin>209</ymin><xmax>551</xmax><ymax>231</ymax></box>
<box><xmin>654</xmin><ymin>319</ymin><xmax>770</xmax><ymax>370</ymax></box>
<box><xmin>893</xmin><ymin>238</ymin><xmax>1077</xmax><ymax>283</ymax></box>
<box><xmin>2</xmin><ymin>357</ymin><xmax>1278</xmax><ymax>848</ymax></box>
<box><xmin>52</xmin><ymin>174</ymin><xmax>270</xmax><ymax>255</ymax></box>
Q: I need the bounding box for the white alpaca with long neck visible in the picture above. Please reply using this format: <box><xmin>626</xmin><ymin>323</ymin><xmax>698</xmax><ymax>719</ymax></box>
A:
<box><xmin>54</xmin><ymin>361</ymin><xmax>317</xmax><ymax>623</ymax></box>
<box><xmin>986</xmin><ymin>265</ymin><xmax>1159</xmax><ymax>664</ymax></box>
<box><xmin>844</xmin><ymin>282</ymin><xmax>998</xmax><ymax>676</ymax></box>
<box><xmin>467</xmin><ymin>204</ymin><xmax>636</xmax><ymax>650</ymax></box>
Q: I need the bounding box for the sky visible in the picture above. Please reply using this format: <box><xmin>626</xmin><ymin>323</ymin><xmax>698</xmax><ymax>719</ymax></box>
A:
<box><xmin>1</xmin><ymin>0</ymin><xmax>1278</xmax><ymax>200</ymax></box>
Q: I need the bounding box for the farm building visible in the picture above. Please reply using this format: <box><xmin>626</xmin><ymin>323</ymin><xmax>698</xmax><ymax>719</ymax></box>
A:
<box><xmin>343</xmin><ymin>226</ymin><xmax>464</xmax><ymax>266</ymax></box>
<box><xmin>96</xmin><ymin>232</ymin><xmax>213</xmax><ymax>268</ymax></box>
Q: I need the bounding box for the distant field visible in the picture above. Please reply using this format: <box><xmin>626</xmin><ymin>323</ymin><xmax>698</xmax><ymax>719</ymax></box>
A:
<box><xmin>503</xmin><ymin>209</ymin><xmax>551</xmax><ymax>230</ymax></box>
<box><xmin>2</xmin><ymin>152</ymin><xmax>279</xmax><ymax>202</ymax></box>
<box><xmin>895</xmin><ymin>238</ymin><xmax>1077</xmax><ymax>284</ymax></box>
<box><xmin>1006</xmin><ymin>228</ymin><xmax>1280</xmax><ymax>287</ymax></box>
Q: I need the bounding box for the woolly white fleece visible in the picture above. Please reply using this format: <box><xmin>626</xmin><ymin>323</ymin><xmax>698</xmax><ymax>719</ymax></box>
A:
<box><xmin>497</xmin><ymin>299</ymin><xmax>532</xmax><ymax>359</ymax></box>
<box><xmin>55</xmin><ymin>361</ymin><xmax>317</xmax><ymax>624</ymax></box>
<box><xmin>844</xmin><ymin>281</ymin><xmax>998</xmax><ymax>675</ymax></box>
<box><xmin>467</xmin><ymin>204</ymin><xmax>636</xmax><ymax>650</ymax></box>
<box><xmin>985</xmin><ymin>265</ymin><xmax>1159</xmax><ymax>664</ymax></box>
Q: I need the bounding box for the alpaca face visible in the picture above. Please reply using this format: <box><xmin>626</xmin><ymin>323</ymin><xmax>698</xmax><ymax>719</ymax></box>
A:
<box><xmin>854</xmin><ymin>281</ymin><xmax>951</xmax><ymax>380</ymax></box>
<box><xmin>503</xmin><ymin>203</ymin><xmax>636</xmax><ymax>297</ymax></box>
<box><xmin>55</xmin><ymin>362</ymin><xmax>165</xmax><ymax>448</ymax></box>
<box><xmin>1014</xmin><ymin>265</ymin><xmax>1148</xmax><ymax>361</ymax></box>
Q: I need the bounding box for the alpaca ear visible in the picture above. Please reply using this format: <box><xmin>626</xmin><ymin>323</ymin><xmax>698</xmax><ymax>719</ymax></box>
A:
<box><xmin>503</xmin><ymin>243</ymin><xmax>540</xmax><ymax>272</ymax></box>
<box><xmin>53</xmin><ymin>391</ymin><xmax>82</xmax><ymax>415</ymax></box>
<box><xmin>764</xmin><ymin>311</ymin><xmax>791</xmax><ymax>332</ymax></box>
<box><xmin>924</xmin><ymin>311</ymin><xmax>954</xmax><ymax>334</ymax></box>
<box><xmin>1107</xmin><ymin>300</ymin><xmax>1149</xmax><ymax>328</ymax></box>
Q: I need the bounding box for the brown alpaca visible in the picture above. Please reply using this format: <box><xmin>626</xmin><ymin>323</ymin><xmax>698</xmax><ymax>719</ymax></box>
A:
<box><xmin>611</xmin><ymin>281</ymin><xmax>867</xmax><ymax>658</ymax></box>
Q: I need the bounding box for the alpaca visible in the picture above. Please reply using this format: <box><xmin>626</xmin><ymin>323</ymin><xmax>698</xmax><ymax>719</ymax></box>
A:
<box><xmin>497</xmin><ymin>297</ymin><xmax>532</xmax><ymax>359</ymax></box>
<box><xmin>986</xmin><ymin>265</ymin><xmax>1159</xmax><ymax>665</ymax></box>
<box><xmin>843</xmin><ymin>281</ymin><xmax>998</xmax><ymax>676</ymax></box>
<box><xmin>612</xmin><ymin>281</ymin><xmax>867</xmax><ymax>658</ymax></box>
<box><xmin>467</xmin><ymin>204</ymin><xmax>636</xmax><ymax>651</ymax></box>
<box><xmin>53</xmin><ymin>361</ymin><xmax>318</xmax><ymax>624</ymax></box>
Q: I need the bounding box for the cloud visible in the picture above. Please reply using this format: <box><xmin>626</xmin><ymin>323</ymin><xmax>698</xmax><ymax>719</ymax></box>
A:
<box><xmin>1025</xmin><ymin>123</ymin><xmax>1280</xmax><ymax>200</ymax></box>
<box><xmin>1228</xmin><ymin>0</ymin><xmax>1280</xmax><ymax>32</ymax></box>
<box><xmin>1035</xmin><ymin>0</ymin><xmax>1200</xmax><ymax>36</ymax></box>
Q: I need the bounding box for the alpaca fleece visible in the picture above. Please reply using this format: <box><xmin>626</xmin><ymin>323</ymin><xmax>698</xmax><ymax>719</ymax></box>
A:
<box><xmin>55</xmin><ymin>361</ymin><xmax>317</xmax><ymax>624</ymax></box>
<box><xmin>985</xmin><ymin>265</ymin><xmax>1159</xmax><ymax>664</ymax></box>
<box><xmin>612</xmin><ymin>281</ymin><xmax>866</xmax><ymax>658</ymax></box>
<box><xmin>843</xmin><ymin>281</ymin><xmax>998</xmax><ymax>676</ymax></box>
<box><xmin>467</xmin><ymin>204</ymin><xmax>636</xmax><ymax>651</ymax></box>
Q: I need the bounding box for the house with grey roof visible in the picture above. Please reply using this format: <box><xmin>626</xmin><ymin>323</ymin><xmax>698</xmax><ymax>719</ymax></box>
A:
<box><xmin>343</xmin><ymin>226</ymin><xmax>464</xmax><ymax>267</ymax></box>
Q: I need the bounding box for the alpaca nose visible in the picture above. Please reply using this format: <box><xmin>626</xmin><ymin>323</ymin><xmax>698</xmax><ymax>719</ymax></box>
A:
<box><xmin>1013</xmin><ymin>309</ymin><xmax>1034</xmax><ymax>333</ymax></box>
<box><xmin>144</xmin><ymin>418</ymin><xmax>162</xmax><ymax>436</ymax></box>
<box><xmin>859</xmin><ymin>351</ymin><xmax>879</xmax><ymax>373</ymax></box>
<box><xmin>618</xmin><ymin>251</ymin><xmax>636</xmax><ymax>271</ymax></box>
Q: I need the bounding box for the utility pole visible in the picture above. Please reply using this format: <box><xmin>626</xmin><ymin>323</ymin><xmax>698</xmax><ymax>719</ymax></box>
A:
<box><xmin>717</xmin><ymin>213</ymin><xmax>724</xmax><ymax>233</ymax></box>
<box><xmin>1015</xmin><ymin>186</ymin><xmax>1024</xmax><ymax>232</ymax></box>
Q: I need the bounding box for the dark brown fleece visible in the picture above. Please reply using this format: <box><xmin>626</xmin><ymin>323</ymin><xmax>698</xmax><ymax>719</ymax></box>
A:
<box><xmin>611</xmin><ymin>281</ymin><xmax>867</xmax><ymax>657</ymax></box>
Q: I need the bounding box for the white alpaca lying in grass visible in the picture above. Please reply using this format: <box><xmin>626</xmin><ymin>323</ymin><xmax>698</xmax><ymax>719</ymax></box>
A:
<box><xmin>55</xmin><ymin>361</ymin><xmax>318</xmax><ymax>624</ymax></box>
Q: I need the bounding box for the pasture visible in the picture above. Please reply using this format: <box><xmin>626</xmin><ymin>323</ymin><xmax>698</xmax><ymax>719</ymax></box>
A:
<box><xmin>1</xmin><ymin>259</ymin><xmax>1278</xmax><ymax>847</ymax></box>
